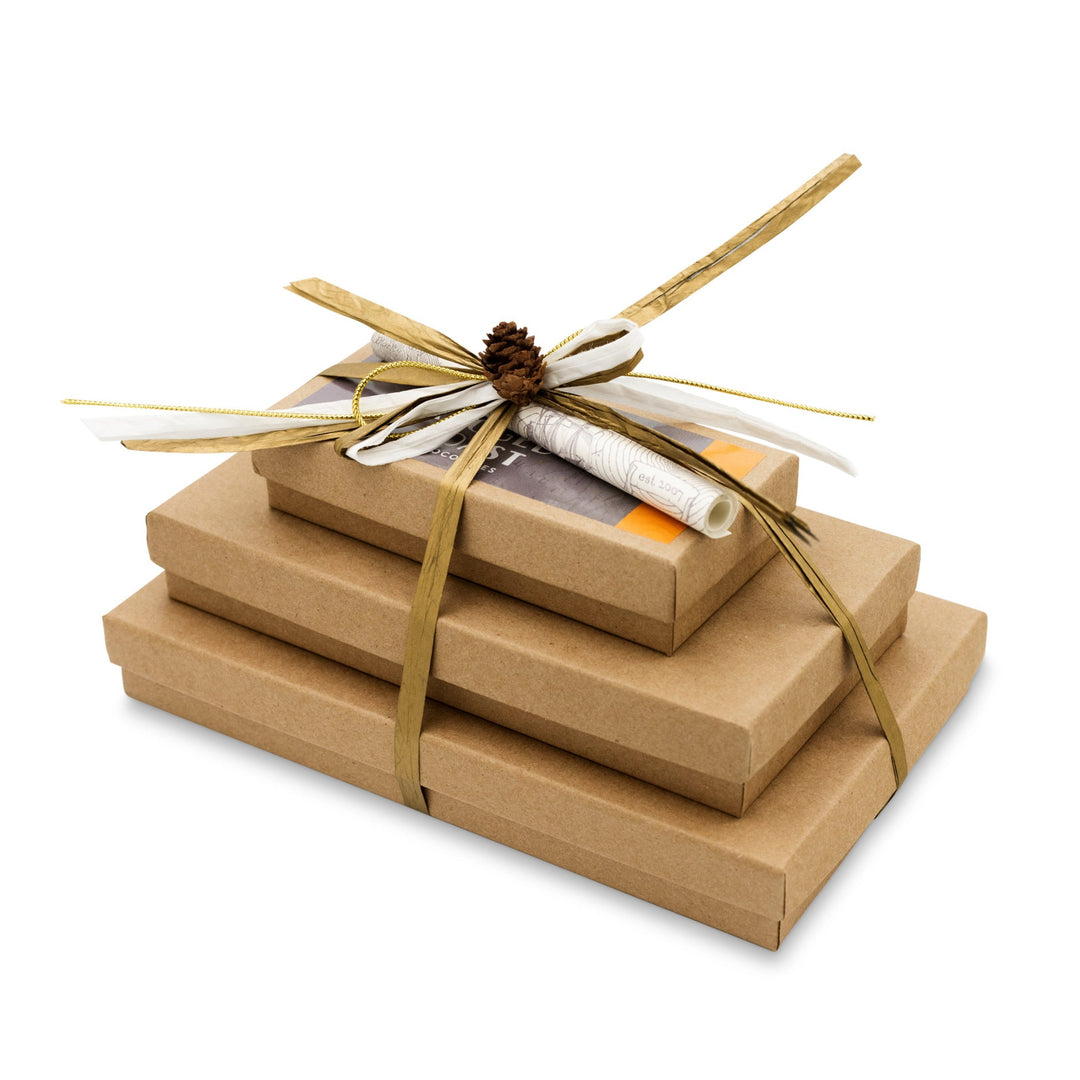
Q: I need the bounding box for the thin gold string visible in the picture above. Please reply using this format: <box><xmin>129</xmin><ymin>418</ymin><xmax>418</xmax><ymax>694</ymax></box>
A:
<box><xmin>350</xmin><ymin>360</ymin><xmax>483</xmax><ymax>425</ymax></box>
<box><xmin>506</xmin><ymin>323</ymin><xmax>872</xmax><ymax>420</ymax></box>
<box><xmin>62</xmin><ymin>355</ymin><xmax>484</xmax><ymax>441</ymax></box>
<box><xmin>625</xmin><ymin>372</ymin><xmax>875</xmax><ymax>421</ymax></box>
<box><xmin>62</xmin><ymin>397</ymin><xmax>382</xmax><ymax>422</ymax></box>
<box><xmin>541</xmin><ymin>330</ymin><xmax>584</xmax><ymax>358</ymax></box>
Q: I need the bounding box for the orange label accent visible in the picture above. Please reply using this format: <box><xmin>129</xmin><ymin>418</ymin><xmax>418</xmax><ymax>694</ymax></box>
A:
<box><xmin>615</xmin><ymin>439</ymin><xmax>766</xmax><ymax>543</ymax></box>
<box><xmin>615</xmin><ymin>502</ymin><xmax>688</xmax><ymax>543</ymax></box>
<box><xmin>701</xmin><ymin>440</ymin><xmax>765</xmax><ymax>479</ymax></box>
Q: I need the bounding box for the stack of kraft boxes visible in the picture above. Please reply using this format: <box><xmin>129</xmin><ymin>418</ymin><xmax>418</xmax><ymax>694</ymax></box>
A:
<box><xmin>102</xmin><ymin>350</ymin><xmax>986</xmax><ymax>950</ymax></box>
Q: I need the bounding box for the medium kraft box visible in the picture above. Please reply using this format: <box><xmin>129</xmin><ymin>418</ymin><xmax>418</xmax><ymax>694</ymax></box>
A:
<box><xmin>104</xmin><ymin>580</ymin><xmax>986</xmax><ymax>950</ymax></box>
<box><xmin>251</xmin><ymin>362</ymin><xmax>800</xmax><ymax>654</ymax></box>
<box><xmin>146</xmin><ymin>457</ymin><xmax>920</xmax><ymax>816</ymax></box>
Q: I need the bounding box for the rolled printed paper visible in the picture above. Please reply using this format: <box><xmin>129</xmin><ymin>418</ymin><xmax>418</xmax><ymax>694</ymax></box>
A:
<box><xmin>370</xmin><ymin>333</ymin><xmax>738</xmax><ymax>538</ymax></box>
<box><xmin>512</xmin><ymin>402</ymin><xmax>737</xmax><ymax>537</ymax></box>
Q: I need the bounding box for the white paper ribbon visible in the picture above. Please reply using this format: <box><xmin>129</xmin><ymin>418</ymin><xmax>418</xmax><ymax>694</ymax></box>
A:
<box><xmin>76</xmin><ymin>317</ymin><xmax>852</xmax><ymax>538</ymax></box>
<box><xmin>355</xmin><ymin>322</ymin><xmax>852</xmax><ymax>474</ymax></box>
<box><xmin>566</xmin><ymin>379</ymin><xmax>856</xmax><ymax>475</ymax></box>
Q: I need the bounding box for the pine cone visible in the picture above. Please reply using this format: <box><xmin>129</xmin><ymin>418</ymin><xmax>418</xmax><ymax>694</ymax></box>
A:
<box><xmin>479</xmin><ymin>321</ymin><xmax>546</xmax><ymax>406</ymax></box>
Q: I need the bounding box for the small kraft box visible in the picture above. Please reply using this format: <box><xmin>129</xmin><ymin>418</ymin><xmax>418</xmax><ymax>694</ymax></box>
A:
<box><xmin>252</xmin><ymin>365</ymin><xmax>800</xmax><ymax>654</ymax></box>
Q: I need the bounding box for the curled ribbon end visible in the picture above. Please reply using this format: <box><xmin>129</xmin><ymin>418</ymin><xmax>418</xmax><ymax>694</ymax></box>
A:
<box><xmin>785</xmin><ymin>514</ymin><xmax>818</xmax><ymax>545</ymax></box>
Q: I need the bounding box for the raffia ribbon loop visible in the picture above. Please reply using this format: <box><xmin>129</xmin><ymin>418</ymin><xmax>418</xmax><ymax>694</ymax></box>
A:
<box><xmin>560</xmin><ymin>351</ymin><xmax>644</xmax><ymax>389</ymax></box>
<box><xmin>287</xmin><ymin>279</ymin><xmax>482</xmax><ymax>371</ymax></box>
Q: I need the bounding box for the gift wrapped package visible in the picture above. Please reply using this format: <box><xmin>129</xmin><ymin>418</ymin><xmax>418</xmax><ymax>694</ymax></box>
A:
<box><xmin>252</xmin><ymin>366</ymin><xmax>800</xmax><ymax>654</ymax></box>
<box><xmin>146</xmin><ymin>457</ymin><xmax>919</xmax><ymax>816</ymax></box>
<box><xmin>71</xmin><ymin>155</ymin><xmax>989</xmax><ymax>950</ymax></box>
<box><xmin>104</xmin><ymin>579</ymin><xmax>986</xmax><ymax>950</ymax></box>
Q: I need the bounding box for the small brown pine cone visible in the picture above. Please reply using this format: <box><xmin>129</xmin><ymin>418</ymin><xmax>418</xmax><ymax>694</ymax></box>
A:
<box><xmin>480</xmin><ymin>321</ymin><xmax>546</xmax><ymax>406</ymax></box>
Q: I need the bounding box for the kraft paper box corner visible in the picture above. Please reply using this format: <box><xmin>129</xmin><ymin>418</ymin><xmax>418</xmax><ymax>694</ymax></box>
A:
<box><xmin>250</xmin><ymin>362</ymin><xmax>800</xmax><ymax>654</ymax></box>
<box><xmin>103</xmin><ymin>579</ymin><xmax>987</xmax><ymax>950</ymax></box>
<box><xmin>146</xmin><ymin>457</ymin><xmax>920</xmax><ymax>817</ymax></box>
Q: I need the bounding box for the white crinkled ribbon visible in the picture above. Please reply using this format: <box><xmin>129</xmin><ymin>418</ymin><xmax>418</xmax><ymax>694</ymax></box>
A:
<box><xmin>79</xmin><ymin>379</ymin><xmax>466</xmax><ymax>442</ymax></box>
<box><xmin>344</xmin><ymin>319</ymin><xmax>636</xmax><ymax>456</ymax></box>
<box><xmin>359</xmin><ymin>324</ymin><xmax>858</xmax><ymax>536</ymax></box>
<box><xmin>566</xmin><ymin>379</ymin><xmax>855</xmax><ymax>474</ymax></box>
<box><xmin>77</xmin><ymin>317</ymin><xmax>853</xmax><ymax>539</ymax></box>
<box><xmin>80</xmin><ymin>319</ymin><xmax>639</xmax><ymax>447</ymax></box>
<box><xmin>363</xmin><ymin>323</ymin><xmax>854</xmax><ymax>473</ymax></box>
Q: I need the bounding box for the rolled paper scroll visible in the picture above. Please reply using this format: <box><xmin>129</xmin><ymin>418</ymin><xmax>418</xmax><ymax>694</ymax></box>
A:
<box><xmin>369</xmin><ymin>333</ymin><xmax>738</xmax><ymax>538</ymax></box>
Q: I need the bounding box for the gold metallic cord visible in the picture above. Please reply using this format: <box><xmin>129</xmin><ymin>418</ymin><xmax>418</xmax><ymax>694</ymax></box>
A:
<box><xmin>625</xmin><ymin>373</ymin><xmax>875</xmax><ymax>421</ymax></box>
<box><xmin>62</xmin><ymin>398</ymin><xmax>385</xmax><ymax>422</ymax></box>
<box><xmin>541</xmin><ymin>330</ymin><xmax>584</xmax><ymax>358</ymax></box>
<box><xmin>350</xmin><ymin>360</ymin><xmax>482</xmax><ymax>425</ymax></box>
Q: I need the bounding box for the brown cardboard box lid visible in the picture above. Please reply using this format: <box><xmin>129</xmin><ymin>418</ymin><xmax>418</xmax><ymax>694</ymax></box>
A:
<box><xmin>147</xmin><ymin>456</ymin><xmax>921</xmax><ymax>816</ymax></box>
<box><xmin>104</xmin><ymin>579</ymin><xmax>986</xmax><ymax>948</ymax></box>
<box><xmin>253</xmin><ymin>366</ymin><xmax>800</xmax><ymax>653</ymax></box>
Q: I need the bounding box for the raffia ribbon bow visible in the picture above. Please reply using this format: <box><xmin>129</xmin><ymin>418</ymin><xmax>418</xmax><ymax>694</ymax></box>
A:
<box><xmin>67</xmin><ymin>153</ymin><xmax>909</xmax><ymax>812</ymax></box>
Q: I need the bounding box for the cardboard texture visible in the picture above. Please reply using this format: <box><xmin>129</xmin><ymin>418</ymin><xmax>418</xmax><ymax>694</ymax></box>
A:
<box><xmin>252</xmin><ymin>370</ymin><xmax>800</xmax><ymax>653</ymax></box>
<box><xmin>146</xmin><ymin>457</ymin><xmax>921</xmax><ymax>816</ymax></box>
<box><xmin>104</xmin><ymin>581</ymin><xmax>986</xmax><ymax>950</ymax></box>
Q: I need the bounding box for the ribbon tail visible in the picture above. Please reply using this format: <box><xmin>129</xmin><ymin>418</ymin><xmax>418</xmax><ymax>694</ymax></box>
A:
<box><xmin>288</xmin><ymin>279</ymin><xmax>481</xmax><ymax>371</ymax></box>
<box><xmin>618</xmin><ymin>154</ymin><xmax>861</xmax><ymax>326</ymax></box>
<box><xmin>566</xmin><ymin>379</ymin><xmax>856</xmax><ymax>475</ymax></box>
<box><xmin>122</xmin><ymin>423</ymin><xmax>357</xmax><ymax>453</ymax></box>
<box><xmin>744</xmin><ymin>503</ymin><xmax>909</xmax><ymax>788</ymax></box>
<box><xmin>394</xmin><ymin>403</ymin><xmax>517</xmax><ymax>812</ymax></box>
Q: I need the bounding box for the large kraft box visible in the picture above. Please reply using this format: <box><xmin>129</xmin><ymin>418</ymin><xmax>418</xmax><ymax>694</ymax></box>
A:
<box><xmin>252</xmin><ymin>362</ymin><xmax>800</xmax><ymax>653</ymax></box>
<box><xmin>104</xmin><ymin>580</ymin><xmax>986</xmax><ymax>950</ymax></box>
<box><xmin>146</xmin><ymin>457</ymin><xmax>920</xmax><ymax>816</ymax></box>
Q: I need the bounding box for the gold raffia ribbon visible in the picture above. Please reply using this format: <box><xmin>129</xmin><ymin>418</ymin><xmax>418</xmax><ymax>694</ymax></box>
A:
<box><xmin>742</xmin><ymin>504</ymin><xmax>908</xmax><ymax>786</ymax></box>
<box><xmin>321</xmin><ymin>357</ymin><xmax>473</xmax><ymax>386</ymax></box>
<box><xmin>619</xmin><ymin>154</ymin><xmax>862</xmax><ymax>325</ymax></box>
<box><xmin>395</xmin><ymin>404</ymin><xmax>516</xmax><ymax>811</ymax></box>
<box><xmin>68</xmin><ymin>153</ymin><xmax>908</xmax><ymax>807</ymax></box>
<box><xmin>286</xmin><ymin>279</ymin><xmax>482</xmax><ymax>371</ymax></box>
<box><xmin>326</xmin><ymin>354</ymin><xmax>904</xmax><ymax>789</ymax></box>
<box><xmin>122</xmin><ymin>422</ymin><xmax>358</xmax><ymax>454</ymax></box>
<box><xmin>333</xmin><ymin>152</ymin><xmax>905</xmax><ymax>807</ymax></box>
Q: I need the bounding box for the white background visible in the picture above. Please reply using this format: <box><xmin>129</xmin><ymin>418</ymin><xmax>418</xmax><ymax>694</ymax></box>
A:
<box><xmin>4</xmin><ymin>3</ymin><xmax>1077</xmax><ymax>1076</ymax></box>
